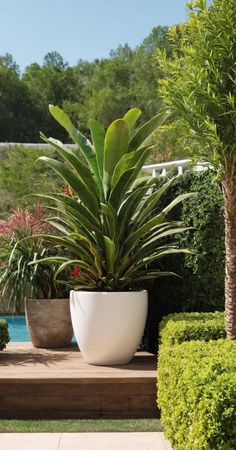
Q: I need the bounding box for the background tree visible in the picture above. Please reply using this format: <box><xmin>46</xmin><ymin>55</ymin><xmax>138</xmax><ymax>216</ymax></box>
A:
<box><xmin>0</xmin><ymin>26</ymin><xmax>171</xmax><ymax>143</ymax></box>
<box><xmin>0</xmin><ymin>53</ymin><xmax>19</xmax><ymax>74</ymax></box>
<box><xmin>0</xmin><ymin>65</ymin><xmax>40</xmax><ymax>141</ymax></box>
<box><xmin>43</xmin><ymin>51</ymin><xmax>68</xmax><ymax>71</ymax></box>
<box><xmin>157</xmin><ymin>0</ymin><xmax>236</xmax><ymax>338</ymax></box>
<box><xmin>22</xmin><ymin>56</ymin><xmax>81</xmax><ymax>141</ymax></box>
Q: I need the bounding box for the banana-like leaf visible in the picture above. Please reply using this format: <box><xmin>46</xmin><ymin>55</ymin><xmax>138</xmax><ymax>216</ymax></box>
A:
<box><xmin>162</xmin><ymin>192</ymin><xmax>196</xmax><ymax>216</ymax></box>
<box><xmin>109</xmin><ymin>167</ymin><xmax>136</xmax><ymax>209</ymax></box>
<box><xmin>101</xmin><ymin>203</ymin><xmax>117</xmax><ymax>239</ymax></box>
<box><xmin>69</xmin><ymin>232</ymin><xmax>103</xmax><ymax>277</ymax></box>
<box><xmin>122</xmin><ymin>213</ymin><xmax>167</xmax><ymax>255</ymax></box>
<box><xmin>49</xmin><ymin>105</ymin><xmax>82</xmax><ymax>144</ymax></box>
<box><xmin>116</xmin><ymin>185</ymin><xmax>150</xmax><ymax>242</ymax></box>
<box><xmin>123</xmin><ymin>192</ymin><xmax>194</xmax><ymax>254</ymax></box>
<box><xmin>32</xmin><ymin>193</ymin><xmax>101</xmax><ymax>229</ymax></box>
<box><xmin>40</xmin><ymin>134</ymin><xmax>99</xmax><ymax>199</ymax></box>
<box><xmin>121</xmin><ymin>248</ymin><xmax>192</xmax><ymax>279</ymax></box>
<box><xmin>111</xmin><ymin>146</ymin><xmax>152</xmax><ymax>189</ymax></box>
<box><xmin>122</xmin><ymin>271</ymin><xmax>179</xmax><ymax>285</ymax></box>
<box><xmin>104</xmin><ymin>119</ymin><xmax>129</xmax><ymax>195</ymax></box>
<box><xmin>126</xmin><ymin>226</ymin><xmax>187</xmax><ymax>265</ymax></box>
<box><xmin>35</xmin><ymin>106</ymin><xmax>192</xmax><ymax>289</ymax></box>
<box><xmin>26</xmin><ymin>234</ymin><xmax>94</xmax><ymax>263</ymax></box>
<box><xmin>90</xmin><ymin>119</ymin><xmax>105</xmax><ymax>183</ymax></box>
<box><xmin>43</xmin><ymin>204</ymin><xmax>100</xmax><ymax>246</ymax></box>
<box><xmin>45</xmin><ymin>200</ymin><xmax>100</xmax><ymax>236</ymax></box>
<box><xmin>49</xmin><ymin>105</ymin><xmax>103</xmax><ymax>191</ymax></box>
<box><xmin>123</xmin><ymin>108</ymin><xmax>142</xmax><ymax>130</ymax></box>
<box><xmin>137</xmin><ymin>177</ymin><xmax>175</xmax><ymax>226</ymax></box>
<box><xmin>104</xmin><ymin>236</ymin><xmax>115</xmax><ymax>275</ymax></box>
<box><xmin>128</xmin><ymin>111</ymin><xmax>170</xmax><ymax>152</ymax></box>
<box><xmin>46</xmin><ymin>217</ymin><xmax>71</xmax><ymax>235</ymax></box>
<box><xmin>30</xmin><ymin>255</ymin><xmax>97</xmax><ymax>278</ymax></box>
<box><xmin>38</xmin><ymin>157</ymin><xmax>100</xmax><ymax>217</ymax></box>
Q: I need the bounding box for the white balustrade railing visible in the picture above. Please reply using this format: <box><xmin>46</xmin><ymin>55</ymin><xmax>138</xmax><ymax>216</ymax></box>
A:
<box><xmin>142</xmin><ymin>159</ymin><xmax>212</xmax><ymax>178</ymax></box>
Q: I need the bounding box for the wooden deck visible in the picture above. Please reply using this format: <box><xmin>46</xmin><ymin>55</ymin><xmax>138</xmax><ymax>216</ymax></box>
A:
<box><xmin>0</xmin><ymin>343</ymin><xmax>159</xmax><ymax>419</ymax></box>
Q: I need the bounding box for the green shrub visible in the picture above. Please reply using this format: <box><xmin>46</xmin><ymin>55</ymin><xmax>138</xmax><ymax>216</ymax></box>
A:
<box><xmin>157</xmin><ymin>169</ymin><xmax>225</xmax><ymax>311</ymax></box>
<box><xmin>0</xmin><ymin>319</ymin><xmax>9</xmax><ymax>350</ymax></box>
<box><xmin>158</xmin><ymin>339</ymin><xmax>236</xmax><ymax>450</ymax></box>
<box><xmin>0</xmin><ymin>145</ymin><xmax>64</xmax><ymax>215</ymax></box>
<box><xmin>159</xmin><ymin>311</ymin><xmax>226</xmax><ymax>346</ymax></box>
<box><xmin>145</xmin><ymin>170</ymin><xmax>224</xmax><ymax>353</ymax></box>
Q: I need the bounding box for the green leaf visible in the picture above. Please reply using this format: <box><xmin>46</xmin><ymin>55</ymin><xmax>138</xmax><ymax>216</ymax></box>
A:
<box><xmin>38</xmin><ymin>157</ymin><xmax>100</xmax><ymax>216</ymax></box>
<box><xmin>104</xmin><ymin>119</ymin><xmax>129</xmax><ymax>195</ymax></box>
<box><xmin>25</xmin><ymin>234</ymin><xmax>94</xmax><ymax>264</ymax></box>
<box><xmin>49</xmin><ymin>105</ymin><xmax>77</xmax><ymax>140</ymax></box>
<box><xmin>162</xmin><ymin>193</ymin><xmax>196</xmax><ymax>216</ymax></box>
<box><xmin>54</xmin><ymin>258</ymin><xmax>98</xmax><ymax>281</ymax></box>
<box><xmin>90</xmin><ymin>119</ymin><xmax>105</xmax><ymax>181</ymax></box>
<box><xmin>128</xmin><ymin>111</ymin><xmax>170</xmax><ymax>152</ymax></box>
<box><xmin>101</xmin><ymin>203</ymin><xmax>117</xmax><ymax>239</ymax></box>
<box><xmin>40</xmin><ymin>134</ymin><xmax>98</xmax><ymax>199</ymax></box>
<box><xmin>137</xmin><ymin>177</ymin><xmax>175</xmax><ymax>226</ymax></box>
<box><xmin>111</xmin><ymin>146</ymin><xmax>152</xmax><ymax>189</ymax></box>
<box><xmin>48</xmin><ymin>105</ymin><xmax>103</xmax><ymax>193</ymax></box>
<box><xmin>123</xmin><ymin>108</ymin><xmax>142</xmax><ymax>130</ymax></box>
<box><xmin>104</xmin><ymin>236</ymin><xmax>115</xmax><ymax>275</ymax></box>
<box><xmin>33</xmin><ymin>193</ymin><xmax>101</xmax><ymax>229</ymax></box>
<box><xmin>116</xmin><ymin>185</ymin><xmax>150</xmax><ymax>243</ymax></box>
<box><xmin>109</xmin><ymin>168</ymin><xmax>136</xmax><ymax>209</ymax></box>
<box><xmin>121</xmin><ymin>248</ymin><xmax>191</xmax><ymax>279</ymax></box>
<box><xmin>123</xmin><ymin>192</ymin><xmax>195</xmax><ymax>254</ymax></box>
<box><xmin>130</xmin><ymin>231</ymin><xmax>191</xmax><ymax>267</ymax></box>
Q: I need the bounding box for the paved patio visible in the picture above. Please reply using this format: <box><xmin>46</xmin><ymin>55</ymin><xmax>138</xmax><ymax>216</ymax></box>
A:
<box><xmin>0</xmin><ymin>432</ymin><xmax>172</xmax><ymax>449</ymax></box>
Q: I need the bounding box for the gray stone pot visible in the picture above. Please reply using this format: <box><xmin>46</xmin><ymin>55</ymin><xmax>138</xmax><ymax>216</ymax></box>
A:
<box><xmin>25</xmin><ymin>298</ymin><xmax>73</xmax><ymax>348</ymax></box>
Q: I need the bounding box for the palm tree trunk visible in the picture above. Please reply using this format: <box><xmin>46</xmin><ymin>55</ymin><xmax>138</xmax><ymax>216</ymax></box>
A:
<box><xmin>222</xmin><ymin>171</ymin><xmax>236</xmax><ymax>339</ymax></box>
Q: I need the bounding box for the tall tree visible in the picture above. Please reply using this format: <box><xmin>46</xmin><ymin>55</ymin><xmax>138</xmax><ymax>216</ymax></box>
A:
<box><xmin>157</xmin><ymin>0</ymin><xmax>236</xmax><ymax>338</ymax></box>
<box><xmin>22</xmin><ymin>58</ymin><xmax>82</xmax><ymax>141</ymax></box>
<box><xmin>43</xmin><ymin>51</ymin><xmax>68</xmax><ymax>71</ymax></box>
<box><xmin>0</xmin><ymin>53</ymin><xmax>19</xmax><ymax>74</ymax></box>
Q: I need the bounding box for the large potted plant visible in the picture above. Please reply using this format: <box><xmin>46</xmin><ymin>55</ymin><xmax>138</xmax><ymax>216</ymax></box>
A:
<box><xmin>33</xmin><ymin>105</ymin><xmax>192</xmax><ymax>364</ymax></box>
<box><xmin>0</xmin><ymin>207</ymin><xmax>73</xmax><ymax>348</ymax></box>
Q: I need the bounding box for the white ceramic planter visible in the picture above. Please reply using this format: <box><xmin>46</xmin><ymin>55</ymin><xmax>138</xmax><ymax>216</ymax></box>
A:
<box><xmin>70</xmin><ymin>290</ymin><xmax>148</xmax><ymax>365</ymax></box>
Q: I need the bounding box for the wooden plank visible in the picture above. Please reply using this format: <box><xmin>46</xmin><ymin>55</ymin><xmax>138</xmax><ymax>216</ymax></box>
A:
<box><xmin>0</xmin><ymin>343</ymin><xmax>158</xmax><ymax>419</ymax></box>
<box><xmin>0</xmin><ymin>381</ymin><xmax>156</xmax><ymax>396</ymax></box>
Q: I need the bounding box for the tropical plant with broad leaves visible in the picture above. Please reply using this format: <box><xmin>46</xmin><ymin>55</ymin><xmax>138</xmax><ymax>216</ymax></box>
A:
<box><xmin>32</xmin><ymin>105</ymin><xmax>193</xmax><ymax>291</ymax></box>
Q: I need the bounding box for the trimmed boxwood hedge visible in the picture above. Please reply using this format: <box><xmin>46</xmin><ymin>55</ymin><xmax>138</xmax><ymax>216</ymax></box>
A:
<box><xmin>159</xmin><ymin>311</ymin><xmax>226</xmax><ymax>345</ymax></box>
<box><xmin>0</xmin><ymin>319</ymin><xmax>9</xmax><ymax>350</ymax></box>
<box><xmin>158</xmin><ymin>339</ymin><xmax>236</xmax><ymax>450</ymax></box>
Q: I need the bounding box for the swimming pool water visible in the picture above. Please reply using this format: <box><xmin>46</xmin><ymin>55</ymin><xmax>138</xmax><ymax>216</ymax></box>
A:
<box><xmin>1</xmin><ymin>315</ymin><xmax>76</xmax><ymax>343</ymax></box>
<box><xmin>1</xmin><ymin>315</ymin><xmax>31</xmax><ymax>342</ymax></box>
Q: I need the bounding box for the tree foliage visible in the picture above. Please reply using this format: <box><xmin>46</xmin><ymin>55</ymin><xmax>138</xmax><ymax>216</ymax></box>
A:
<box><xmin>0</xmin><ymin>146</ymin><xmax>63</xmax><ymax>215</ymax></box>
<box><xmin>156</xmin><ymin>0</ymin><xmax>236</xmax><ymax>339</ymax></box>
<box><xmin>157</xmin><ymin>0</ymin><xmax>236</xmax><ymax>171</ymax></box>
<box><xmin>0</xmin><ymin>26</ymin><xmax>170</xmax><ymax>143</ymax></box>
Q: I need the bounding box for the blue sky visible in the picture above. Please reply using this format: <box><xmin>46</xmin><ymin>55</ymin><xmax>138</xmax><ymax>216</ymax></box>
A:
<box><xmin>1</xmin><ymin>0</ymin><xmax>188</xmax><ymax>71</ymax></box>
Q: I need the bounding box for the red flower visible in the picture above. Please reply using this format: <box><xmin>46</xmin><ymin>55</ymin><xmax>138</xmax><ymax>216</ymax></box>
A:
<box><xmin>64</xmin><ymin>185</ymin><xmax>75</xmax><ymax>198</ymax></box>
<box><xmin>71</xmin><ymin>266</ymin><xmax>81</xmax><ymax>277</ymax></box>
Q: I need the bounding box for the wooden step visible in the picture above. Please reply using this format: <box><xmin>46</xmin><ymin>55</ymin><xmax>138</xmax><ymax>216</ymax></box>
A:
<box><xmin>0</xmin><ymin>343</ymin><xmax>159</xmax><ymax>419</ymax></box>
